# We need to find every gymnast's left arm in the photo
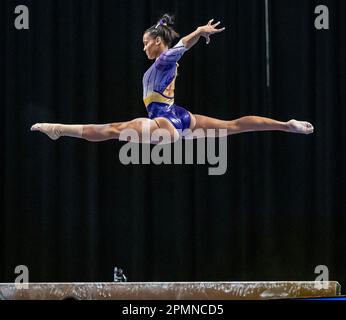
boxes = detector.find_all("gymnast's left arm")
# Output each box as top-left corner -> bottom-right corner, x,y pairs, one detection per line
181,19 -> 225,50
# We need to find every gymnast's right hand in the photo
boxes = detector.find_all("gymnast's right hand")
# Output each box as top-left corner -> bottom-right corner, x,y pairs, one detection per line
197,19 -> 226,44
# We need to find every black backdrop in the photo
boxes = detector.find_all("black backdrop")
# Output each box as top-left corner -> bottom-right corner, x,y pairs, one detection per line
1,0 -> 345,289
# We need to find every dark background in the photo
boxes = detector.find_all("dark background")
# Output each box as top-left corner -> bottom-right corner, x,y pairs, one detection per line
1,0 -> 345,290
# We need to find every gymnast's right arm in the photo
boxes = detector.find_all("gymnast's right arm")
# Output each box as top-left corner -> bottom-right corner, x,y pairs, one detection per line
155,19 -> 225,69
181,19 -> 226,49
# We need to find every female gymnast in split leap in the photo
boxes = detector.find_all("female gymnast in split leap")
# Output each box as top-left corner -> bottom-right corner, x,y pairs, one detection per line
31,14 -> 314,143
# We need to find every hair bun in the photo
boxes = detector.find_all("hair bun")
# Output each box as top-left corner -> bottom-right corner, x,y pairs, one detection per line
159,13 -> 175,26
147,13 -> 179,48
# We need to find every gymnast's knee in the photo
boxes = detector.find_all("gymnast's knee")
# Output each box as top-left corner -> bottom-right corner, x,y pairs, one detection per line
111,120 -> 142,133
226,120 -> 240,134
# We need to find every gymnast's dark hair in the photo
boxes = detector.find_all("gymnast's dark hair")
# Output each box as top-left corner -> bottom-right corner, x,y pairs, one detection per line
145,14 -> 180,48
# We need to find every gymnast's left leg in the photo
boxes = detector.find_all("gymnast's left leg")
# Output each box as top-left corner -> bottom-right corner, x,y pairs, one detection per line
30,120 -> 157,142
30,118 -> 179,143
189,114 -> 314,136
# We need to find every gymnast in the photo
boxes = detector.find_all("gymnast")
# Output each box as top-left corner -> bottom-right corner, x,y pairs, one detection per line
31,14 -> 314,143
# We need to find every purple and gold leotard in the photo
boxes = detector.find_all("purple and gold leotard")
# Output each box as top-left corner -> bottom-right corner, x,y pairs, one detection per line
143,40 -> 191,131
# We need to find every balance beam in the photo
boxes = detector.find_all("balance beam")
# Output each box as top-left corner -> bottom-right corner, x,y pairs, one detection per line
0,281 -> 341,300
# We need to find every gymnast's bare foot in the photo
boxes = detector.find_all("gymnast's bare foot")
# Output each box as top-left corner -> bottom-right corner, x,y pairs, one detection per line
30,123 -> 61,140
287,119 -> 314,134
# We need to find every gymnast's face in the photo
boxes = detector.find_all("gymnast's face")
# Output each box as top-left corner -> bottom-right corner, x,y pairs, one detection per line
143,32 -> 163,60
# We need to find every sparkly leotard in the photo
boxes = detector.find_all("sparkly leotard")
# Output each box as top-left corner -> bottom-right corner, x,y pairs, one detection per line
143,40 -> 191,131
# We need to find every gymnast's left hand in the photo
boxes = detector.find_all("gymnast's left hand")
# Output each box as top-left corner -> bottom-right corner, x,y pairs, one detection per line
197,19 -> 226,44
